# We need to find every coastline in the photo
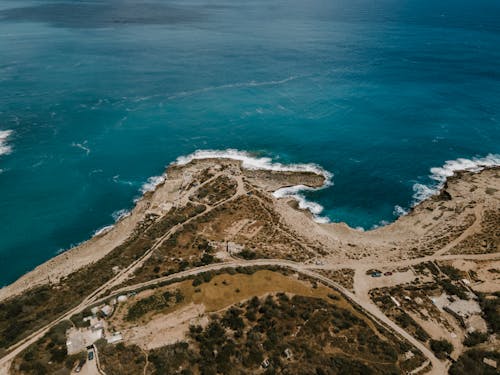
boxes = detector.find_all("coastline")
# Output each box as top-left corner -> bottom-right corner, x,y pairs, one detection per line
0,150 -> 498,303
0,152 -> 327,302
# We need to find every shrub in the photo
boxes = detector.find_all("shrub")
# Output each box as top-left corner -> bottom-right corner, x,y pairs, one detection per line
239,249 -> 257,260
463,331 -> 488,347
478,294 -> 500,334
439,280 -> 469,300
449,349 -> 500,375
440,265 -> 463,281
430,339 -> 453,359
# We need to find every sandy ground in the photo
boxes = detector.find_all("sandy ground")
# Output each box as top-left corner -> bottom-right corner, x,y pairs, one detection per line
452,259 -> 500,293
123,303 -> 207,351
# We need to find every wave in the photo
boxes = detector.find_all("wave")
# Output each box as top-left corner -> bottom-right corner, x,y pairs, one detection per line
175,149 -> 333,222
175,149 -> 332,179
393,205 -> 408,217
112,208 -> 131,222
140,175 -> 166,194
273,185 -> 330,223
93,225 -> 114,237
0,129 -> 13,156
412,153 -> 500,204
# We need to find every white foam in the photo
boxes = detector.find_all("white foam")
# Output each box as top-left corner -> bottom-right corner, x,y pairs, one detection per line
175,149 -> 332,223
0,130 -> 13,156
412,153 -> 500,203
140,175 -> 166,194
273,185 -> 330,223
71,141 -> 91,155
93,225 -> 114,237
393,205 -> 408,217
112,208 -> 131,222
412,183 -> 436,203
175,149 -> 332,181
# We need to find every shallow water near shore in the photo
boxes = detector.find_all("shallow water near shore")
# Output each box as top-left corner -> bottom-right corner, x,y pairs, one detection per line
0,0 -> 500,285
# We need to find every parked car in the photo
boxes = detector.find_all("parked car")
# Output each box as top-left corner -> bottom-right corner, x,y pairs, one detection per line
88,351 -> 94,361
75,359 -> 86,373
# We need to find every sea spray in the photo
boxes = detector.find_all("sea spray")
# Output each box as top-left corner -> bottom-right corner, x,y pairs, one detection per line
140,175 -> 166,194
112,208 -> 131,222
412,154 -> 500,204
272,185 -> 330,223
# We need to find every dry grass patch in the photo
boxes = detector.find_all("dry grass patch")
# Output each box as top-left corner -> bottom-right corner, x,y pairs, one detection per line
114,270 -> 369,335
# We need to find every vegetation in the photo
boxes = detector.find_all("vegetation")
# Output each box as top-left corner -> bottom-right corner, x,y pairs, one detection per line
97,342 -> 147,375
123,294 -> 422,374
239,248 -> 258,260
478,292 -> 500,334
191,175 -> 237,205
439,264 -> 464,281
439,280 -> 469,300
126,289 -> 184,321
463,331 -> 489,347
0,203 -> 204,350
449,349 -> 500,375
395,311 -> 430,342
12,320 -> 77,375
149,342 -> 196,374
429,339 -> 453,359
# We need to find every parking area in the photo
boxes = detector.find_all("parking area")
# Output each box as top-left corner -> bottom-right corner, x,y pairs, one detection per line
71,348 -> 100,375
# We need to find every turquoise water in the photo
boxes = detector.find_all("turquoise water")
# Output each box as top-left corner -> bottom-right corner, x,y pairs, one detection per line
0,0 -> 499,285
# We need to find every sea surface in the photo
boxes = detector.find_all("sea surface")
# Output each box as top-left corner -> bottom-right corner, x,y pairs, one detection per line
1,0 -> 500,286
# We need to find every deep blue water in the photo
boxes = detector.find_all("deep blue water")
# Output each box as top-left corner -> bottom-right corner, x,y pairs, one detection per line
1,0 -> 499,286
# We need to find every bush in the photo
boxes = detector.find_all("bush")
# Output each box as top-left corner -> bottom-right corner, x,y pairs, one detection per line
478,294 -> 500,334
440,280 -> 469,300
222,308 -> 245,331
463,331 -> 488,347
430,339 -> 453,359
440,265 -> 463,281
200,253 -> 215,265
239,249 -> 257,260
450,349 -> 500,375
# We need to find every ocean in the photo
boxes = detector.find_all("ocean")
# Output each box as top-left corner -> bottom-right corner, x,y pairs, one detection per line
0,0 -> 499,286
